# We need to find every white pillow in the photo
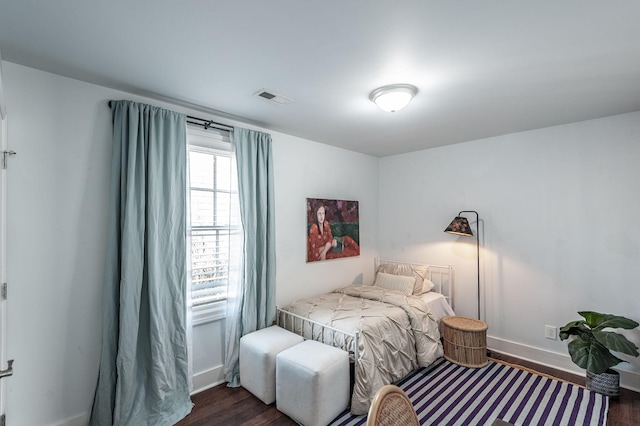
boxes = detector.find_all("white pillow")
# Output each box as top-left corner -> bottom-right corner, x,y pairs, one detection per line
422,278 -> 435,293
376,262 -> 428,295
373,272 -> 416,295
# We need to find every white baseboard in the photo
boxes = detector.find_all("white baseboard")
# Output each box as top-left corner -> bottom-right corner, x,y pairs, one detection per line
488,335 -> 640,393
192,364 -> 226,395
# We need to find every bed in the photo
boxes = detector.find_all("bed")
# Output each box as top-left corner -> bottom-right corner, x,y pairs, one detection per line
277,259 -> 454,415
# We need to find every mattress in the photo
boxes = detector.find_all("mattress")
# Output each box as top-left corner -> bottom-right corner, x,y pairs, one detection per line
419,291 -> 455,322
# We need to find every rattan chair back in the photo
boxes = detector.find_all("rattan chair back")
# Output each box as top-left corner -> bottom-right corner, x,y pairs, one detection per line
366,384 -> 419,426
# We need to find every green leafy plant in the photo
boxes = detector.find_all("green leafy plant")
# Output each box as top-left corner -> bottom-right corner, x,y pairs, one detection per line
559,311 -> 639,375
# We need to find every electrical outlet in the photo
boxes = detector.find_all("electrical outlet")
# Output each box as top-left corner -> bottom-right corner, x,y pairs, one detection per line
545,325 -> 557,340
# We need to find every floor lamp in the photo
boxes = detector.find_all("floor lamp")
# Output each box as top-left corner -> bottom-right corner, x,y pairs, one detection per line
444,211 -> 481,321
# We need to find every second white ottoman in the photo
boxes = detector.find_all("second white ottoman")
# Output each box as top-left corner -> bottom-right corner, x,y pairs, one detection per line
239,325 -> 304,404
276,340 -> 350,426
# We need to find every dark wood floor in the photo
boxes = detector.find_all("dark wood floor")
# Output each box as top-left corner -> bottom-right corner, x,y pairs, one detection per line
176,383 -> 297,426
176,352 -> 640,426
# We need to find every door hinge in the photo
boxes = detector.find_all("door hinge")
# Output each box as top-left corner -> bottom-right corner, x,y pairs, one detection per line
1,283 -> 5,300
0,360 -> 13,379
2,150 -> 16,169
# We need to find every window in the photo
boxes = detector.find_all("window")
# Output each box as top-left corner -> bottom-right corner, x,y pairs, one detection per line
188,127 -> 239,310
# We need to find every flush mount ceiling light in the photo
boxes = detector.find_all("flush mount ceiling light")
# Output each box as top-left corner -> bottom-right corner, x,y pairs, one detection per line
369,84 -> 418,112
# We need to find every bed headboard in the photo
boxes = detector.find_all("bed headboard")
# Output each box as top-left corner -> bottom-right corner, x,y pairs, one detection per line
374,258 -> 453,309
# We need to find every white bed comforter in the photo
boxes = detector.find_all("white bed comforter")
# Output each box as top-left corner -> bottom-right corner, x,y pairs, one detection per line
282,284 -> 443,415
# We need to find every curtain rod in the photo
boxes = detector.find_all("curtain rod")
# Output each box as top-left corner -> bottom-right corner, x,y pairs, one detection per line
186,115 -> 233,133
107,101 -> 233,133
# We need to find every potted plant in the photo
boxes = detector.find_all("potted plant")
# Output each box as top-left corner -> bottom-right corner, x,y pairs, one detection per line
560,311 -> 639,398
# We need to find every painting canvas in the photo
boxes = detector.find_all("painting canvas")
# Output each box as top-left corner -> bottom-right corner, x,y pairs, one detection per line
306,198 -> 360,262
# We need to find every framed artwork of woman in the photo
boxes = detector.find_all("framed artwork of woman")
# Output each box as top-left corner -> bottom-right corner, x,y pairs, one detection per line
306,198 -> 360,262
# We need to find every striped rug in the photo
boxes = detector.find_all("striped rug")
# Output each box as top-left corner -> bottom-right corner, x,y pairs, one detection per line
330,358 -> 608,426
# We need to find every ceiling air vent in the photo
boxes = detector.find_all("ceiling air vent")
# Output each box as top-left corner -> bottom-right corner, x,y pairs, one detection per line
253,89 -> 294,105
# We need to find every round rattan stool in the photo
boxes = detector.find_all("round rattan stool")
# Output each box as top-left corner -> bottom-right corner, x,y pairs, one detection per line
442,316 -> 488,368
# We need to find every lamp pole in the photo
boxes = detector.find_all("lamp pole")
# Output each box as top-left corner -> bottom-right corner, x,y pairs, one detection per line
458,210 -> 480,321
444,210 -> 480,320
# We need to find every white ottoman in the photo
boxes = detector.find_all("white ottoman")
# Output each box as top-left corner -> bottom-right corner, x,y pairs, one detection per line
240,325 -> 304,404
276,340 -> 350,426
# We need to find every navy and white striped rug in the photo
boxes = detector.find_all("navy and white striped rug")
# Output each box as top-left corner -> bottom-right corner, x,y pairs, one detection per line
330,358 -> 608,426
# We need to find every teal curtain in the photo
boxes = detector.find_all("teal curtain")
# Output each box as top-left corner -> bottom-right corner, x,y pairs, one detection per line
90,101 -> 192,425
224,127 -> 276,386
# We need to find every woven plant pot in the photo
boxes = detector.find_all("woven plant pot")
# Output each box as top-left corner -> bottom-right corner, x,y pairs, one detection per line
586,369 -> 620,398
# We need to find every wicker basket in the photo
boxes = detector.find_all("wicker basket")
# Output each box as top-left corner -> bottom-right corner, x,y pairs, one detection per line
442,316 -> 488,368
586,369 -> 620,398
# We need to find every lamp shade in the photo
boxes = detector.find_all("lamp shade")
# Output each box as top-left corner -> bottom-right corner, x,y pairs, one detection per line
369,84 -> 418,112
444,216 -> 473,237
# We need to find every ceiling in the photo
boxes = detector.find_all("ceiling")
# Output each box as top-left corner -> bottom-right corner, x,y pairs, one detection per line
1,1 -> 640,157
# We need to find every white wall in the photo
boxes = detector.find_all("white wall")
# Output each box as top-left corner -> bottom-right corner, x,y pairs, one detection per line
378,111 -> 640,389
1,61 -> 378,425
273,133 -> 378,306
4,62 -> 112,426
